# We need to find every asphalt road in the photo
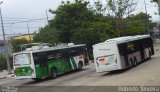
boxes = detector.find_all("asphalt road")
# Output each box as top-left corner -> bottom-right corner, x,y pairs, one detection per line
0,45 -> 160,92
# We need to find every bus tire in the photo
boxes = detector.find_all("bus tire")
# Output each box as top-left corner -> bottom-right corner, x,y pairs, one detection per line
78,61 -> 83,71
51,68 -> 57,79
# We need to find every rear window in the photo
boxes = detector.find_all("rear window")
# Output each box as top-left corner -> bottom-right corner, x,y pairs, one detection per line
14,53 -> 31,66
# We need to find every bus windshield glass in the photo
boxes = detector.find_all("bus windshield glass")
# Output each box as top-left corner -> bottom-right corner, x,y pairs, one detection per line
14,53 -> 31,66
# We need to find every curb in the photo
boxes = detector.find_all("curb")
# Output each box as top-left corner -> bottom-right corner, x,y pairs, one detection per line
0,76 -> 7,79
0,73 -> 15,79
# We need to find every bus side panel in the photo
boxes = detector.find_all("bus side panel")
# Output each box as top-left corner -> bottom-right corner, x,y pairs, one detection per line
119,55 -> 128,69
118,43 -> 129,68
48,59 -> 71,75
143,37 -> 154,59
34,65 -> 45,78
150,38 -> 154,55
69,55 -> 85,70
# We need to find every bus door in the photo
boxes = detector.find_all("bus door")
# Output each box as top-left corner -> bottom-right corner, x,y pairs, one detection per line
62,51 -> 72,72
83,48 -> 89,65
69,50 -> 79,70
36,52 -> 48,78
140,39 -> 145,60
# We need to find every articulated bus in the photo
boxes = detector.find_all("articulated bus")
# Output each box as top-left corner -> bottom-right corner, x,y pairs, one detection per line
13,44 -> 89,80
93,35 -> 154,72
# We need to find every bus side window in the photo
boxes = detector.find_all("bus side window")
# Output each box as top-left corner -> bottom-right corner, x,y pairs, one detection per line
70,50 -> 79,57
33,53 -> 39,65
48,55 -> 55,60
55,53 -> 63,59
118,43 -> 127,55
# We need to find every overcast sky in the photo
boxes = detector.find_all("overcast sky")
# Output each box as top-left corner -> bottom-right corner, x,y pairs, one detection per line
0,0 -> 159,40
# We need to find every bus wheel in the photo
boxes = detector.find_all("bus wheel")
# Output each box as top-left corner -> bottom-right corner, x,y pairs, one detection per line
78,62 -> 83,71
51,68 -> 57,79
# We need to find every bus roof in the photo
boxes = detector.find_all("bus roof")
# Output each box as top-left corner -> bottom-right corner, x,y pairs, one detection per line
19,43 -> 51,47
14,44 -> 87,54
32,44 -> 86,53
104,35 -> 150,44
93,35 -> 150,47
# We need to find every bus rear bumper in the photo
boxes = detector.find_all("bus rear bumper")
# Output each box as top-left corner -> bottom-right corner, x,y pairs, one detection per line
96,65 -> 121,72
14,76 -> 35,80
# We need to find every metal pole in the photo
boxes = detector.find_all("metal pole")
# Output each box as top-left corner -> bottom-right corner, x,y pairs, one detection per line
46,10 -> 49,24
0,1 -> 11,73
144,0 -> 150,33
27,21 -> 31,42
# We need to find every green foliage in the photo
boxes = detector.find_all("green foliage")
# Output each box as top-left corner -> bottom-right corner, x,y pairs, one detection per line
34,0 -> 114,46
0,54 -> 7,70
71,29 -> 99,46
34,27 -> 60,44
11,38 -> 28,52
48,0 -> 95,43
124,12 -> 153,36
107,0 -> 138,36
33,0 -> 156,47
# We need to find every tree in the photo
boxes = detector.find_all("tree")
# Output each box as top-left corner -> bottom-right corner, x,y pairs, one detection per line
11,38 -> 28,52
49,0 -> 94,43
124,12 -> 153,36
34,0 -> 154,47
93,0 -> 106,15
151,0 -> 160,14
34,27 -> 60,44
46,0 -> 114,46
107,0 -> 137,36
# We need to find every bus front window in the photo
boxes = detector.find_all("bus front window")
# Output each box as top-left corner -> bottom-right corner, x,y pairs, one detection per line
14,53 -> 31,66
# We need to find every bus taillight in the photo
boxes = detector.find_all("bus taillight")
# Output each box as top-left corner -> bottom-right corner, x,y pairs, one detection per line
99,58 -> 105,62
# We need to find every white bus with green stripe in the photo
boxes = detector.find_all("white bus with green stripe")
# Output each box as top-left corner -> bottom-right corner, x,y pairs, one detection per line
13,44 -> 89,80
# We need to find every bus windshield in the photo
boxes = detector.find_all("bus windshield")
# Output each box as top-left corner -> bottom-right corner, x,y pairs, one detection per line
14,53 -> 31,66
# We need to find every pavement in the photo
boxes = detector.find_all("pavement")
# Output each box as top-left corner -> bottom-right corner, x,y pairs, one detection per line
0,70 -> 14,79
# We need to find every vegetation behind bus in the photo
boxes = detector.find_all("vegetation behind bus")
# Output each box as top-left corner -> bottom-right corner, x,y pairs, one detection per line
32,0 -> 156,59
0,53 -> 7,70
33,0 -> 156,47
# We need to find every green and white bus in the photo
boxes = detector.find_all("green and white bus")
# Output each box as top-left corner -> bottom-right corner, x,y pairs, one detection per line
13,43 -> 89,80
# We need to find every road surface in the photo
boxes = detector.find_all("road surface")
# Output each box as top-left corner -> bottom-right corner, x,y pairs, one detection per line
0,45 -> 160,92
